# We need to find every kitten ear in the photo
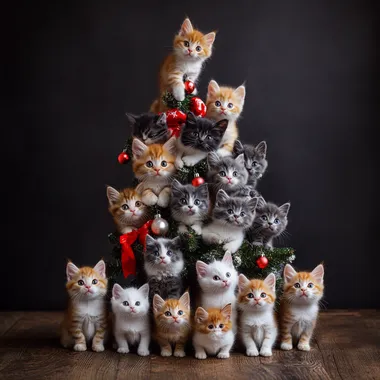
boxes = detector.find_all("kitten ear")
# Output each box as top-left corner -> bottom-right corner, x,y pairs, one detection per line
145,234 -> 156,250
264,273 -> 276,292
216,189 -> 229,205
196,183 -> 209,199
163,136 -> 177,156
179,18 -> 193,36
202,32 -> 216,48
278,202 -> 291,216
214,119 -> 229,133
195,307 -> 209,323
125,112 -> 138,127
179,292 -> 190,309
248,197 -> 259,213
94,260 -> 106,279
238,273 -> 250,292
284,264 -> 297,283
233,140 -> 244,155
106,186 -> 120,206
132,138 -> 148,159
221,303 -> 232,321
171,179 -> 183,196
222,251 -> 233,267
233,85 -> 246,103
171,236 -> 181,249
153,294 -> 165,314
156,112 -> 167,127
66,261 -> 80,281
196,260 -> 209,278
311,264 -> 324,284
235,153 -> 245,167
207,151 -> 220,168
257,196 -> 266,209
256,141 -> 267,158
208,80 -> 220,96
138,283 -> 150,299
112,283 -> 124,300
186,111 -> 197,126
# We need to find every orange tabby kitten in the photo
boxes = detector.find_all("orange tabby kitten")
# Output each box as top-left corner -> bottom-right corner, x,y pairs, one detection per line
60,260 -> 108,352
206,80 -> 246,156
132,136 -> 177,207
150,18 -> 216,112
153,292 -> 191,357
280,264 -> 324,351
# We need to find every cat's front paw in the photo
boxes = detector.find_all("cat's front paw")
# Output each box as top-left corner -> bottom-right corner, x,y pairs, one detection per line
182,156 -> 200,167
223,242 -> 240,254
191,224 -> 202,235
175,157 -> 184,169
157,188 -> 171,207
260,347 -> 273,357
137,347 -> 150,356
92,343 -> 104,352
280,342 -> 293,351
217,352 -> 230,359
195,351 -> 207,360
174,349 -> 186,357
172,86 -> 185,101
297,343 -> 311,351
73,343 -> 87,352
161,348 -> 172,357
178,224 -> 188,234
117,347 -> 129,354
142,191 -> 158,206
246,348 -> 259,357
217,148 -> 232,157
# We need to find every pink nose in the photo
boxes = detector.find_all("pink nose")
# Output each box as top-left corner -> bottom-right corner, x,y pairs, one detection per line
130,209 -> 135,213
188,48 -> 192,53
221,107 -> 226,111
301,289 -> 306,292
223,280 -> 228,284
254,298 -> 260,302
85,285 -> 91,289
160,256 -> 165,260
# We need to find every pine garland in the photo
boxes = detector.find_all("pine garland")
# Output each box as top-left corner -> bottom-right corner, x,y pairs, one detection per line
162,91 -> 193,113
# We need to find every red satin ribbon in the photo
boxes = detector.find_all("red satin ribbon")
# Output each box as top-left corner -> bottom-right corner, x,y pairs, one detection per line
119,220 -> 153,278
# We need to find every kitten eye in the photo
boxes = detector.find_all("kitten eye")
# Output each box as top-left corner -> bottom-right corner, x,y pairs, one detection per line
92,279 -> 98,285
178,310 -> 183,315
252,161 -> 258,167
180,198 -> 187,205
166,250 -> 172,257
123,301 -> 129,306
78,280 -> 84,286
215,101 -> 221,107
261,292 -> 267,298
219,171 -> 226,177
228,209 -> 233,215
192,131 -> 199,137
135,301 -> 141,306
261,215 -> 268,221
213,275 -> 220,281
233,171 -> 238,177
196,45 -> 202,52
146,161 -> 153,168
165,311 -> 172,317
240,212 -> 245,217
135,201 -> 142,207
161,160 -> 167,167
294,283 -> 301,288
227,103 -> 233,109
219,324 -> 224,328
207,135 -> 212,140
184,41 -> 190,47
208,324 -> 214,329
226,272 -> 231,277
121,204 -> 129,210
247,293 -> 254,299
274,218 -> 280,224
308,283 -> 314,288
194,199 -> 200,206
154,250 -> 160,257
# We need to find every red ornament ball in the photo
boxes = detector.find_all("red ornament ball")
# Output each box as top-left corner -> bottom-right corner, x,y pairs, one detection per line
184,80 -> 195,94
192,173 -> 205,187
190,96 -> 207,117
118,152 -> 130,164
166,108 -> 187,127
256,255 -> 269,269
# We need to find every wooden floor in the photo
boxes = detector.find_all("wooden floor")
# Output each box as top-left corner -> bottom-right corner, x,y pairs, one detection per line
0,310 -> 379,380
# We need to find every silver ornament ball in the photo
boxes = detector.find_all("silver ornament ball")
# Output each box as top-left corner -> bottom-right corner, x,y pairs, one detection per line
151,214 -> 169,236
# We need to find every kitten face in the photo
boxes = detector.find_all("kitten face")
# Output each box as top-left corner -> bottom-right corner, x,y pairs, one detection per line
206,80 -> 246,121
66,260 -> 107,300
283,264 -> 324,305
180,112 -> 228,152
171,179 -> 209,219
254,197 -> 290,237
196,252 -> 238,293
234,140 -> 268,180
213,190 -> 258,228
145,235 -> 183,270
127,112 -> 169,145
132,137 -> 177,181
153,292 -> 191,328
194,304 -> 232,336
207,152 -> 248,191
111,283 -> 150,317
238,273 -> 276,312
173,18 -> 215,61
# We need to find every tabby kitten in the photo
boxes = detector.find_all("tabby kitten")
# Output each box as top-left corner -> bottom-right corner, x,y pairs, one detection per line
176,112 -> 228,169
106,186 -> 149,234
111,283 -> 150,356
280,264 -> 324,351
144,234 -> 184,301
233,140 -> 268,187
202,189 -> 258,254
206,80 -> 246,156
153,292 -> 191,357
127,112 -> 169,145
60,260 -> 108,352
247,196 -> 290,249
238,273 -> 277,357
132,136 -> 177,207
193,304 -> 234,359
150,18 -> 216,112
170,179 -> 209,235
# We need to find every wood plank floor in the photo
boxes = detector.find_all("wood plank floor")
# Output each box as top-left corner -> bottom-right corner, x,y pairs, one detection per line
0,310 -> 379,380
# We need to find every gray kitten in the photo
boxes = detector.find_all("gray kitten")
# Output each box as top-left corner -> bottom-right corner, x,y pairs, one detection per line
144,235 -> 184,301
233,140 -> 268,187
170,179 -> 209,235
247,196 -> 290,249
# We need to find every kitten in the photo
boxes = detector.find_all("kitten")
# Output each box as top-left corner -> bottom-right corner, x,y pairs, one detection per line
196,252 -> 238,331
238,273 -> 277,357
176,112 -> 228,169
127,112 -> 169,145
280,264 -> 324,351
206,80 -> 246,156
170,179 -> 209,235
132,136 -> 177,207
202,189 -> 258,254
60,260 -> 108,352
193,304 -> 234,359
153,292 -> 191,357
233,140 -> 268,187
247,196 -> 290,249
106,186 -> 149,234
111,283 -> 150,356
144,234 -> 184,301
150,18 -> 216,112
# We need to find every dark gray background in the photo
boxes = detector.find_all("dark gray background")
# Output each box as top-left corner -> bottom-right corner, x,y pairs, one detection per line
2,0 -> 378,310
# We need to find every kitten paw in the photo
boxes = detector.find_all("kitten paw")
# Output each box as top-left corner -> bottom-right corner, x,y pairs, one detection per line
174,349 -> 186,358
246,348 -> 259,357
161,349 -> 172,357
73,343 -> 87,352
182,156 -> 200,167
92,344 -> 104,352
137,348 -> 150,356
142,192 -> 158,206
117,347 -> 129,354
173,86 -> 185,101
280,342 -> 293,351
260,348 -> 273,357
217,148 -> 232,157
157,189 -> 171,208
175,158 -> 184,169
178,224 -> 188,234
195,352 -> 207,360
223,243 -> 239,254
190,224 -> 202,235
217,352 -> 230,359
297,343 -> 311,351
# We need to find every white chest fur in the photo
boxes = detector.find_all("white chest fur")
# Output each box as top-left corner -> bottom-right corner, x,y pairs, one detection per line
75,299 -> 104,341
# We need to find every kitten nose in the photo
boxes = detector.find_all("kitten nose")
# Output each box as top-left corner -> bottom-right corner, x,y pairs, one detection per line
221,107 -> 226,111
254,297 -> 260,301
188,48 -> 192,53
85,285 -> 91,289
234,215 -> 238,219
267,221 -> 273,225
301,288 -> 306,292
173,316 -> 178,320
188,205 -> 193,209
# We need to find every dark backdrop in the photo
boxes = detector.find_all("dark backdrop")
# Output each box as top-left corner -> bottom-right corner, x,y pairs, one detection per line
2,0 -> 378,310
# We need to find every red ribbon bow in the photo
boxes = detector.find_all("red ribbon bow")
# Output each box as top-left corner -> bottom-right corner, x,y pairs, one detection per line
119,220 -> 153,278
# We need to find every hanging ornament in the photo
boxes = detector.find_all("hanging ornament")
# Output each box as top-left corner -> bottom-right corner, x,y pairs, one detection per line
184,80 -> 195,94
166,109 -> 187,127
118,152 -> 130,164
256,254 -> 269,269
151,214 -> 169,236
189,97 -> 207,117
192,173 -> 205,187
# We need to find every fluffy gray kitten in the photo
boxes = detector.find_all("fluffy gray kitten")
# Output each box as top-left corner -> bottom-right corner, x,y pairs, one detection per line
247,196 -> 290,249
233,140 -> 268,187
144,235 -> 184,301
170,179 -> 209,235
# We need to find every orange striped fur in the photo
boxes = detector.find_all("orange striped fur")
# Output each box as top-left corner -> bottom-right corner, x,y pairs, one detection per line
238,279 -> 276,308
194,305 -> 232,334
